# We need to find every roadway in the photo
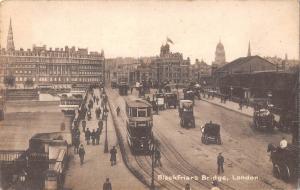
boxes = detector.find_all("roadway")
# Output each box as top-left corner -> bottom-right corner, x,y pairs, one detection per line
107,88 -> 295,190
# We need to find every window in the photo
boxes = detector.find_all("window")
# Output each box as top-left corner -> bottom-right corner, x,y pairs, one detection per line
138,110 -> 146,117
131,108 -> 137,117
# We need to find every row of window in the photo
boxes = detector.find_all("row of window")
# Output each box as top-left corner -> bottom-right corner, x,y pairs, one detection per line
15,77 -> 101,82
15,70 -> 32,74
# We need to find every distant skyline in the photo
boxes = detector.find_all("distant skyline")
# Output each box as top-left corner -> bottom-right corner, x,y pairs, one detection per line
0,0 -> 299,64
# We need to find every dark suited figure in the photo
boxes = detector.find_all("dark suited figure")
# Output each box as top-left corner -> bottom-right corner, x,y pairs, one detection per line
91,129 -> 96,145
110,146 -> 117,166
85,128 -> 91,145
78,144 -> 85,165
217,153 -> 224,174
103,178 -> 112,190
154,149 -> 162,167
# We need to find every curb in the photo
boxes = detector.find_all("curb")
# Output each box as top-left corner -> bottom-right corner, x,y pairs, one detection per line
106,89 -> 150,188
201,99 -> 252,118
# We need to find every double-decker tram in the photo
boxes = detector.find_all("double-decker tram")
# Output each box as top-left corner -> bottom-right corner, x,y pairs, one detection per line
126,99 -> 153,154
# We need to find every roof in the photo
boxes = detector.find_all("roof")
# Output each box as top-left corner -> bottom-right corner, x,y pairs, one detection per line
215,55 -> 276,73
126,99 -> 152,108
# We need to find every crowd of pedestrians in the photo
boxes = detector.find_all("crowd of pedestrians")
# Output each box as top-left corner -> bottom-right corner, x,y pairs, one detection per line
70,87 -> 118,189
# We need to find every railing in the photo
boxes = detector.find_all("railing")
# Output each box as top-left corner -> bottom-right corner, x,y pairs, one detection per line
0,150 -> 26,162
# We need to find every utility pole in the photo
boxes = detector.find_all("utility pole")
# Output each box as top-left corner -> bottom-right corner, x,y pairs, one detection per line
150,140 -> 156,190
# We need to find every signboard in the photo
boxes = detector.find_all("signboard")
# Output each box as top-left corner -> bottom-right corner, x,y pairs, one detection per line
157,98 -> 164,105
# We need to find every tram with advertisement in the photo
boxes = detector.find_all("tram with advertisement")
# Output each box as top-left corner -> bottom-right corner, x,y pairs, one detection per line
125,99 -> 153,154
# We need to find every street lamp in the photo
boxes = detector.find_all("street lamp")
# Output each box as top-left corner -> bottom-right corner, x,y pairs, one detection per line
230,86 -> 233,100
150,139 -> 157,190
104,104 -> 109,153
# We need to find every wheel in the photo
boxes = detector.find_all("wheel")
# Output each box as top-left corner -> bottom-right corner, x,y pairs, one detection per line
273,164 -> 281,179
204,135 -> 208,145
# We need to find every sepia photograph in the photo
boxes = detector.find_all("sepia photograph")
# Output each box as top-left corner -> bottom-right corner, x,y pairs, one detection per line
0,0 -> 299,189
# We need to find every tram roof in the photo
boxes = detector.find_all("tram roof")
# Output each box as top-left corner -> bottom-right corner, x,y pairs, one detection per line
126,99 -> 152,108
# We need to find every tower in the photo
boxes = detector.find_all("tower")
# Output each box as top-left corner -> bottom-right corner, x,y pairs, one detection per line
7,18 -> 15,51
247,41 -> 251,57
214,40 -> 226,65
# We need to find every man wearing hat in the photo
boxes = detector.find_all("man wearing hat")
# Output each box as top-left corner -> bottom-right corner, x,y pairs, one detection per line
217,153 -> 224,174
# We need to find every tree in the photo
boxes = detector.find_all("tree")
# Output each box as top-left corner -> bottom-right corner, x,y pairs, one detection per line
4,74 -> 16,88
24,78 -> 34,88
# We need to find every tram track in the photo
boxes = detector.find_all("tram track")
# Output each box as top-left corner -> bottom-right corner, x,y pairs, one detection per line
135,155 -> 182,190
154,127 -> 236,190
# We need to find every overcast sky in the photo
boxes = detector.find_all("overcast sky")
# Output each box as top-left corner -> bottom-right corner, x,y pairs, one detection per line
0,0 -> 299,64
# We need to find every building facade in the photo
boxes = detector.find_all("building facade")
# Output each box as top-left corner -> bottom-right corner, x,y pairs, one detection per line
150,43 -> 191,84
190,59 -> 211,82
0,20 -> 104,89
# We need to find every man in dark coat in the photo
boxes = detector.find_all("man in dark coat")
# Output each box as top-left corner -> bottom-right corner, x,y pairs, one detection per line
91,129 -> 96,145
98,120 -> 103,129
103,178 -> 112,190
217,153 -> 224,174
110,146 -> 117,166
85,128 -> 91,145
96,127 -> 101,145
73,137 -> 80,154
78,144 -> 85,165
154,149 -> 162,167
81,120 -> 86,132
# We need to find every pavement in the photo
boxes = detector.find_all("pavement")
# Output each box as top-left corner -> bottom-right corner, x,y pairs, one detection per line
64,88 -> 146,190
201,96 -> 280,121
201,96 -> 254,117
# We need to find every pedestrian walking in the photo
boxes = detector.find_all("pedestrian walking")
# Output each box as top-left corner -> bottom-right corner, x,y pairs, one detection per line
110,146 -> 117,166
98,120 -> 103,130
154,149 -> 162,167
103,178 -> 112,190
78,144 -> 85,165
82,120 -> 86,132
217,153 -> 224,174
96,127 -> 101,145
116,106 -> 120,116
184,183 -> 191,190
91,129 -> 96,145
73,137 -> 80,154
85,128 -> 91,145
96,97 -> 99,105
131,87 -> 133,94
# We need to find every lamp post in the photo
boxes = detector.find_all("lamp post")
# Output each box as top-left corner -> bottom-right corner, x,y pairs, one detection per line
150,140 -> 157,190
104,104 -> 109,153
230,86 -> 233,101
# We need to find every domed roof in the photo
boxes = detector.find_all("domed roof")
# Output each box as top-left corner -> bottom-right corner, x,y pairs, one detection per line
216,41 -> 224,49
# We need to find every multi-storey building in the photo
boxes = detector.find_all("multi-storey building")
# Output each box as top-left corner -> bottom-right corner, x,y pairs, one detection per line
0,20 -> 104,88
150,43 -> 190,84
190,59 -> 211,82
